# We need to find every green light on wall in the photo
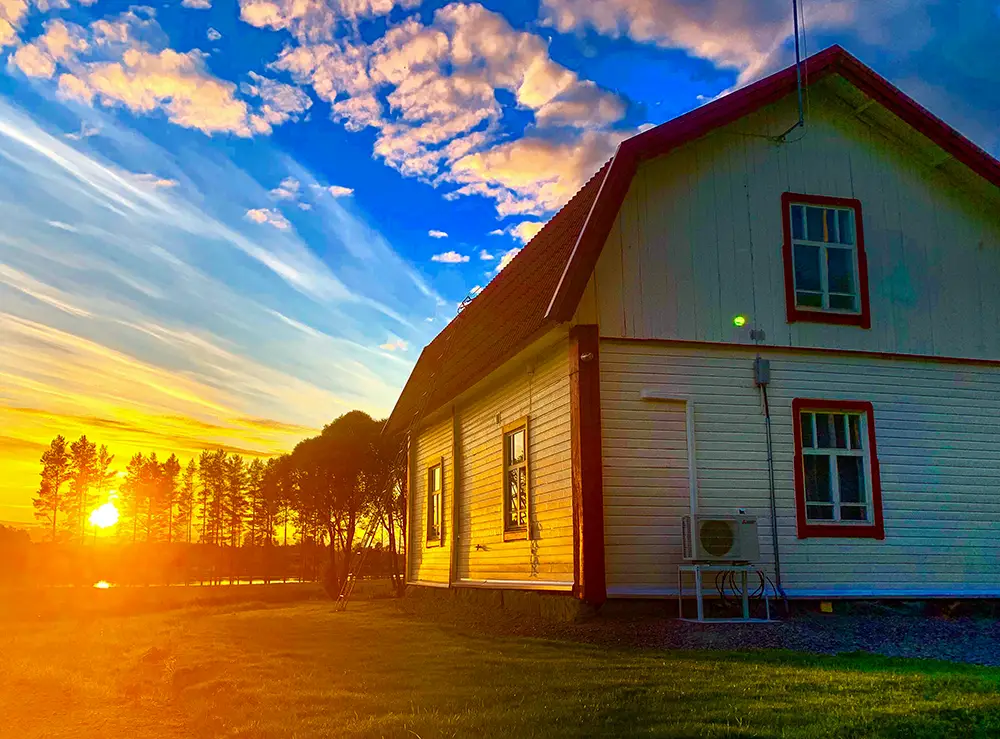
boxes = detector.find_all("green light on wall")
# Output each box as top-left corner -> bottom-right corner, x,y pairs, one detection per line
733,315 -> 747,327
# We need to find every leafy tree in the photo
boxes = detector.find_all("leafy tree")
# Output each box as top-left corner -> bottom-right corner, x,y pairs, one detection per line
291,412 -> 382,596
33,436 -> 71,542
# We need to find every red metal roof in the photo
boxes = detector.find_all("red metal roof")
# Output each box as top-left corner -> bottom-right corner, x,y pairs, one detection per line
386,45 -> 1000,434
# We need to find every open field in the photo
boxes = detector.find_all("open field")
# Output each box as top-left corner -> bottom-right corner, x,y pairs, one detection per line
2,590 -> 1000,738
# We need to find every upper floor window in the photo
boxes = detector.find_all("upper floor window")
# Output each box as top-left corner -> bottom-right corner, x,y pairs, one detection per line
782,193 -> 871,329
426,461 -> 443,545
792,398 -> 884,539
502,419 -> 529,540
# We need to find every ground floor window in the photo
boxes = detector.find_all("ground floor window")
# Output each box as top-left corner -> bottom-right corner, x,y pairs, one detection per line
502,418 -> 529,539
426,461 -> 443,545
792,399 -> 884,539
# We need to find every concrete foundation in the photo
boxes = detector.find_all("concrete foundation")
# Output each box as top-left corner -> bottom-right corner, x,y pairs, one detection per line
404,584 -> 597,622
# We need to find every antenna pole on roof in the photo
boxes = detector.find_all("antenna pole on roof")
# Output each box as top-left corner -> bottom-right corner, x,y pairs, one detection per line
792,0 -> 804,129
775,0 -> 806,142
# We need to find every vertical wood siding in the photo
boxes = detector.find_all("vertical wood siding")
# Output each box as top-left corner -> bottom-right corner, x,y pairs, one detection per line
582,91 -> 1000,361
455,337 -> 575,587
408,414 -> 453,584
601,339 -> 1000,597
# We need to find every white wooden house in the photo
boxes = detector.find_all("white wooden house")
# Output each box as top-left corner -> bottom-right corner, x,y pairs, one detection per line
385,46 -> 1000,607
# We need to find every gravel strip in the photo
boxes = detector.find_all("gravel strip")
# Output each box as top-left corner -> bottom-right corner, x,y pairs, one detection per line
404,599 -> 1000,667
643,614 -> 1000,667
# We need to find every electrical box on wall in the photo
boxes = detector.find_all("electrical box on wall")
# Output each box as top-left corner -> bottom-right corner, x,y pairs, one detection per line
753,357 -> 770,386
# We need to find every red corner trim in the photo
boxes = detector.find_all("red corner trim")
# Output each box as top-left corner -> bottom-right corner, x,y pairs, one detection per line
791,398 -> 885,540
569,325 -> 606,606
781,192 -> 871,329
546,44 -> 1000,324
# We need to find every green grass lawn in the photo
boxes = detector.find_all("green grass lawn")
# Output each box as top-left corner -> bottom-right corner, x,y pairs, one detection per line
2,592 -> 1000,738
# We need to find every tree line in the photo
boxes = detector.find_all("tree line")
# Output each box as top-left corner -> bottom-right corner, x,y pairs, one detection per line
29,411 -> 407,595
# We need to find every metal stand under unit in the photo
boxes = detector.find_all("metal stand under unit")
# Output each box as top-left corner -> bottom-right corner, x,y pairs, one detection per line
677,563 -> 775,623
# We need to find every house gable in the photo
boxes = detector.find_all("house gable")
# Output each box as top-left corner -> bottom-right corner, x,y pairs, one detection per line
548,45 -> 1000,325
572,82 -> 1000,360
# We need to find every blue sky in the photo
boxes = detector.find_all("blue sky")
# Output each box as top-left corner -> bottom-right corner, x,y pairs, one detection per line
0,0 -> 998,520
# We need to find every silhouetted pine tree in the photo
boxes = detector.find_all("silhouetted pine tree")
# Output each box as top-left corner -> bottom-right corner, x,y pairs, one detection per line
64,435 -> 97,542
33,436 -> 71,542
158,454 -> 181,542
177,459 -> 197,544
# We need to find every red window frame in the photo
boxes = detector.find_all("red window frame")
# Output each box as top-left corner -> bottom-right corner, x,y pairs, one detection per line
782,192 -> 871,329
791,398 -> 885,539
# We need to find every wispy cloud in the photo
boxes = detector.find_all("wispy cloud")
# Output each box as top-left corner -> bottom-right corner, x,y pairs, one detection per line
428,229 -> 448,239
0,97 -> 435,519
132,173 -> 179,188
182,0 -> 212,8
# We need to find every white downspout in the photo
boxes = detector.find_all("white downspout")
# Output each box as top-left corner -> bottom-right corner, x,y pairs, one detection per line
686,400 -> 698,521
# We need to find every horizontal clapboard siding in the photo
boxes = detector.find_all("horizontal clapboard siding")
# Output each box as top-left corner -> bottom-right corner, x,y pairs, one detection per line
578,88 -> 1000,362
456,337 -> 574,586
600,339 -> 1000,597
408,415 -> 452,584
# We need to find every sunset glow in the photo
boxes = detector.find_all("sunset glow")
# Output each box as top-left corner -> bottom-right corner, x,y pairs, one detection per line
89,502 -> 119,530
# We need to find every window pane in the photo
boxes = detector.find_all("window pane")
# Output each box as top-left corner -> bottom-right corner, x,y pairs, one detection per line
506,469 -> 520,526
807,504 -> 834,521
796,291 -> 823,308
849,415 -> 863,450
838,209 -> 855,245
841,505 -> 868,522
507,468 -> 527,528
827,248 -> 855,295
815,414 -> 833,448
794,244 -> 821,292
517,468 -> 527,526
806,206 -> 826,242
804,455 -> 831,502
799,412 -> 814,448
791,204 -> 805,240
507,429 -> 525,465
829,294 -> 857,311
833,414 -> 848,449
838,456 -> 866,504
430,465 -> 441,493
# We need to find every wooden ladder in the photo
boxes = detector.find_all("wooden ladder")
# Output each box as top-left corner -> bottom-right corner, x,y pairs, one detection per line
334,524 -> 378,612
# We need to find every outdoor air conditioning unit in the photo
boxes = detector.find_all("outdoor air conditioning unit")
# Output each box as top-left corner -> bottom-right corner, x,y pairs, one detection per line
682,515 -> 760,562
